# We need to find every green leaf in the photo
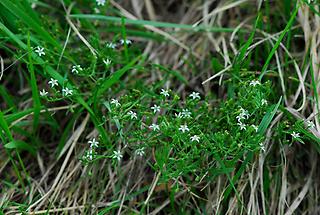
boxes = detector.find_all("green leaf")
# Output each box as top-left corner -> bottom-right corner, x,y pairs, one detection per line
27,32 -> 41,132
5,140 -> 36,156
258,96 -> 282,134
233,13 -> 261,73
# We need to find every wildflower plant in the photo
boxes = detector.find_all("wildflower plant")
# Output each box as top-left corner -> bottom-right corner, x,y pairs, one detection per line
79,75 -> 275,181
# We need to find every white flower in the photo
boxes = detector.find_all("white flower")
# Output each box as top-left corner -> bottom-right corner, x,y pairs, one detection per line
88,138 -> 99,148
85,149 -> 94,161
103,58 -> 112,66
96,0 -> 106,6
120,39 -> 132,45
236,115 -> 244,122
62,87 -> 73,96
236,108 -> 249,122
135,147 -> 145,156
106,42 -> 117,49
190,135 -> 200,142
35,46 -> 45,57
48,78 -> 58,88
261,99 -> 268,106
151,104 -> 160,113
39,89 -> 48,97
237,122 -> 246,130
181,109 -> 191,118
307,120 -> 315,129
259,142 -> 265,152
252,125 -> 258,132
111,99 -> 121,107
189,91 -> 201,100
179,124 -> 189,133
291,131 -> 300,139
249,80 -> 260,86
175,112 -> 183,118
149,124 -> 160,131
112,150 -> 122,161
71,65 -> 83,74
128,111 -> 137,120
240,108 -> 249,119
160,89 -> 170,97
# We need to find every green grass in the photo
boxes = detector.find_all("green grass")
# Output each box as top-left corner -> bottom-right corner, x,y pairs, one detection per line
1,0 -> 320,214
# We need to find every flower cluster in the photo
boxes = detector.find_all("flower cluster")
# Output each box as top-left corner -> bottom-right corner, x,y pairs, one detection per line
83,138 -> 99,161
105,39 -> 133,50
86,77 -> 272,179
71,65 -> 83,74
39,78 -> 73,98
236,107 -> 249,131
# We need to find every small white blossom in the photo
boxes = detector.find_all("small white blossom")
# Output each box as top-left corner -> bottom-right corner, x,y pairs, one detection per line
96,0 -> 106,6
307,120 -> 315,129
62,87 -> 73,96
85,149 -> 94,161
291,131 -> 300,139
249,80 -> 261,86
252,125 -> 258,132
190,135 -> 200,142
112,150 -> 122,161
261,99 -> 268,106
128,111 -> 137,120
236,115 -> 245,122
39,89 -> 48,97
240,108 -> 249,119
181,109 -> 192,118
135,147 -> 145,156
48,78 -> 58,88
160,89 -> 170,97
71,65 -> 83,74
111,99 -> 121,107
103,58 -> 112,66
237,122 -> 246,130
34,46 -> 45,57
149,123 -> 160,131
106,42 -> 117,49
120,39 -> 132,45
236,108 -> 249,122
259,142 -> 265,152
151,104 -> 160,113
175,112 -> 183,118
179,124 -> 189,133
189,91 -> 201,100
88,138 -> 99,148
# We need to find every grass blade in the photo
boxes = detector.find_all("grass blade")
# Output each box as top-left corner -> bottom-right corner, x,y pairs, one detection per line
27,32 -> 41,132
70,14 -> 236,32
259,5 -> 299,80
0,0 -> 61,48
5,140 -> 36,156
